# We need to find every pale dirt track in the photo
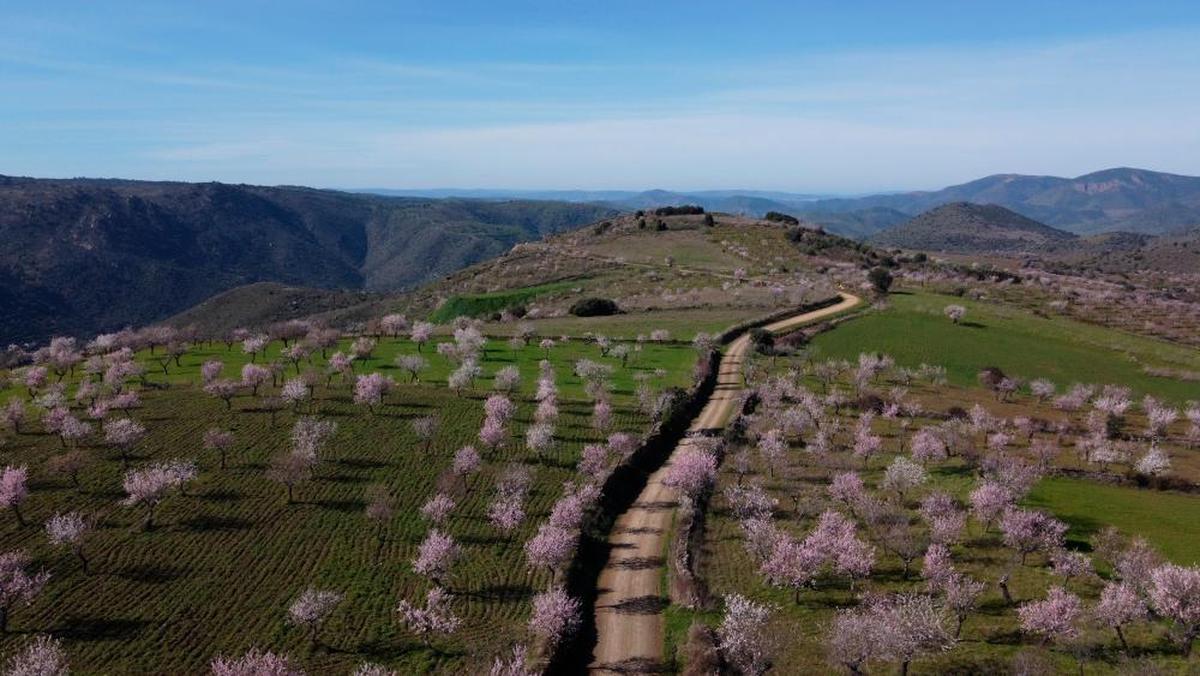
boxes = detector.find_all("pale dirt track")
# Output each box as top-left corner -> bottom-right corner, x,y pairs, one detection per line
587,293 -> 861,674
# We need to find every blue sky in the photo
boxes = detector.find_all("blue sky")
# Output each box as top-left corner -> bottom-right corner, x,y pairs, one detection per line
2,1 -> 1199,193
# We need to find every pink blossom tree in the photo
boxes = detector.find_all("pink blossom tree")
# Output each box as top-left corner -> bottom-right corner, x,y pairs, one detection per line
420,493 -> 455,525
396,586 -> 461,646
0,551 -> 50,632
479,416 -> 507,452
1093,582 -> 1147,652
525,423 -> 555,458
4,634 -> 68,674
528,589 -> 581,650
1018,586 -> 1082,646
757,429 -> 787,477
524,524 -> 576,586
353,373 -> 393,413
287,587 -> 343,647
413,529 -> 460,586
203,428 -> 236,470
211,647 -> 303,675
662,447 -> 718,501
266,452 -> 313,504
1148,563 -> 1200,655
452,446 -> 481,490
717,593 -> 774,675
240,363 -> 271,396
103,417 -> 146,468
410,322 -> 434,351
968,481 -> 1012,532
0,467 -> 29,527
204,379 -> 239,410
412,416 -> 440,453
45,511 -> 91,573
1000,508 -> 1067,565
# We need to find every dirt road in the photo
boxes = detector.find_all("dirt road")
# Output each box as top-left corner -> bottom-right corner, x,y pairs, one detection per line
587,293 -> 860,673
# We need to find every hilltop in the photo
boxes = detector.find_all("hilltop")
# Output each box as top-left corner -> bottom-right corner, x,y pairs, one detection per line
0,175 -> 615,345
869,202 -> 1076,253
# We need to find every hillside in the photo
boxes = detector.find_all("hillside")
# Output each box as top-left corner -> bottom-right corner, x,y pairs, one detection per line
869,202 -> 1076,253
1046,226 -> 1200,274
796,167 -> 1200,235
0,176 -> 616,345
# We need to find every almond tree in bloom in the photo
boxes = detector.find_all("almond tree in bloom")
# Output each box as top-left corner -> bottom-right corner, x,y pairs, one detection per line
524,524 -> 576,587
44,512 -> 90,573
607,432 -> 638,459
968,481 -> 1012,532
943,304 -> 966,324
211,647 -> 303,675
353,373 -> 393,413
1093,582 -> 1147,652
493,366 -> 521,393
410,322 -> 434,352
350,337 -> 377,362
379,313 -> 409,339
396,586 -> 461,646
122,464 -> 185,529
1000,508 -> 1067,565
0,467 -> 29,527
1,400 -> 26,435
287,588 -> 343,647
205,379 -> 239,410
103,417 -> 146,468
1148,563 -> 1200,655
525,423 -> 555,458
663,447 -> 718,501
280,378 -> 310,412
201,359 -> 224,385
267,452 -> 313,504
203,428 -> 236,470
0,551 -> 50,632
717,593 -> 774,676
412,416 -> 440,453
420,493 -> 455,525
1018,586 -> 1082,646
909,428 -> 948,465
452,446 -> 481,490
46,450 -> 90,492
489,644 -> 531,676
240,363 -> 271,396
1134,445 -> 1171,477
592,398 -> 613,433
757,429 -> 787,477
4,634 -> 68,675
395,354 -> 428,383
479,416 -> 507,452
528,588 -> 581,650
413,529 -> 460,586
881,455 -> 927,502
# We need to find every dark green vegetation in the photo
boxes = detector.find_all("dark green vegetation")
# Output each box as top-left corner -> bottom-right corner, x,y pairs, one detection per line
808,291 -> 1200,402
1026,478 -> 1200,564
568,298 -> 620,318
0,333 -> 697,672
0,175 -> 616,344
427,281 -> 579,324
871,202 -> 1077,253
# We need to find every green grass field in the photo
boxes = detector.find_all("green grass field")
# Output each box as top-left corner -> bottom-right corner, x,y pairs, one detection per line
808,290 -> 1200,402
0,335 -> 698,672
1027,477 -> 1200,564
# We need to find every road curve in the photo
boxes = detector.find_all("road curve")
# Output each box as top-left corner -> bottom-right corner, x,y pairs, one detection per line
587,293 -> 861,674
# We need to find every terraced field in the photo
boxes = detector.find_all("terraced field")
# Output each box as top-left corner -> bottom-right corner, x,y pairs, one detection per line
0,335 -> 697,672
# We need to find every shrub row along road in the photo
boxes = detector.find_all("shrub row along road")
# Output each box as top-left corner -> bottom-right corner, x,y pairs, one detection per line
587,293 -> 861,674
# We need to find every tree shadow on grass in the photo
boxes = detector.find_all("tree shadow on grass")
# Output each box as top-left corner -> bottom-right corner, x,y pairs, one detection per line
960,321 -> 987,329
55,616 -> 151,641
336,457 -> 389,470
180,514 -> 253,532
313,499 -> 363,513
460,583 -> 535,602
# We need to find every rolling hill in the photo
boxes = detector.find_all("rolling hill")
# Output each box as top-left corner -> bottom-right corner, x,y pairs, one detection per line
869,202 -> 1077,253
0,175 -> 616,345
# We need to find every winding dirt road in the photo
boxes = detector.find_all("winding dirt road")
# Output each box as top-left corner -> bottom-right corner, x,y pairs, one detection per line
587,293 -> 861,674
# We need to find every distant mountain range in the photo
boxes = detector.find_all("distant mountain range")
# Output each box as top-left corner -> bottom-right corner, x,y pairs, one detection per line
869,203 -> 1077,253
0,176 -> 615,345
367,167 -> 1200,238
